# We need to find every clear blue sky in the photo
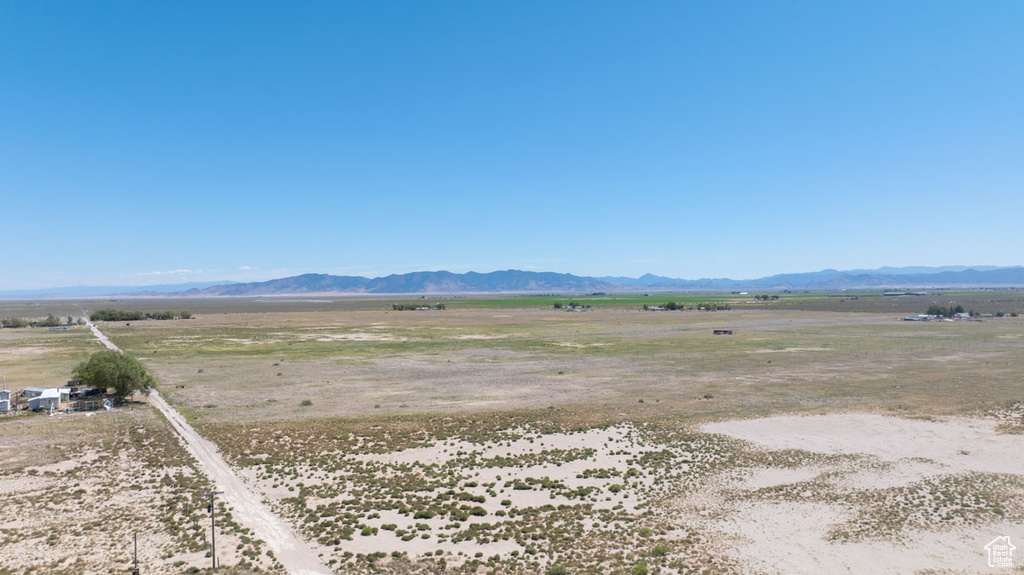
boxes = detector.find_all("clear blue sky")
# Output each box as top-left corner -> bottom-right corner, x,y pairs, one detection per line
2,2 -> 1022,289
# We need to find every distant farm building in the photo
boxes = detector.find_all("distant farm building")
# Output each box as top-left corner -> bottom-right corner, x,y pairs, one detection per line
0,389 -> 10,412
713,329 -> 733,335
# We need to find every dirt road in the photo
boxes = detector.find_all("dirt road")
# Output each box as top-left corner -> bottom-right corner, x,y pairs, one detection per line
87,320 -> 332,575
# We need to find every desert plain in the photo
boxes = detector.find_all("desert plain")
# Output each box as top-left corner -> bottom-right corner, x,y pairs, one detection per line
1,292 -> 1024,574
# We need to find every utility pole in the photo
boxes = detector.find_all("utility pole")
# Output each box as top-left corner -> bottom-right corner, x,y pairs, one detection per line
132,532 -> 139,575
205,490 -> 224,571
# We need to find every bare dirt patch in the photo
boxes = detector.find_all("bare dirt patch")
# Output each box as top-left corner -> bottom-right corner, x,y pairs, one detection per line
697,413 -> 1024,574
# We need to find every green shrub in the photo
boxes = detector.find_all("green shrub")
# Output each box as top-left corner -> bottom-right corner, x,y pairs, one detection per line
651,543 -> 670,556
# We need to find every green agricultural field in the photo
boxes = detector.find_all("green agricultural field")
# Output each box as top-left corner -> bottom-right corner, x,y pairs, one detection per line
443,293 -> 743,309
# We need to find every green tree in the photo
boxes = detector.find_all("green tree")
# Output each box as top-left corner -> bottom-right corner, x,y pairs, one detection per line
38,314 -> 62,327
73,350 -> 154,402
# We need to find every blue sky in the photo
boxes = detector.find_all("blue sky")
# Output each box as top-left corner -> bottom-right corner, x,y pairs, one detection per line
2,2 -> 1022,289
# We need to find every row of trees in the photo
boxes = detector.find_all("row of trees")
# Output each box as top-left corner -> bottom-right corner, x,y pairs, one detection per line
753,294 -> 780,301
925,305 -> 966,317
0,318 -> 30,327
645,302 -> 732,311
924,305 -> 1019,318
391,304 -> 445,311
90,309 -> 193,321
1,314 -> 84,328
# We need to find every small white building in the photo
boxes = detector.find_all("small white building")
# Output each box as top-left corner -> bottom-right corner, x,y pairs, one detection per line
26,388 -> 70,411
0,389 -> 10,412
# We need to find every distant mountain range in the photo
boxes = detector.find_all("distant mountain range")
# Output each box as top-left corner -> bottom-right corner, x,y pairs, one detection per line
0,281 -> 238,298
3,266 -> 1024,298
174,270 -> 614,296
596,266 -> 1024,291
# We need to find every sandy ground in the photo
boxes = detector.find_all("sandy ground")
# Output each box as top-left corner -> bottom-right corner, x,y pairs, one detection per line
0,410 -> 269,575
240,425 -> 672,564
699,413 -> 1024,574
9,409 -> 1019,574
233,411 -> 1024,573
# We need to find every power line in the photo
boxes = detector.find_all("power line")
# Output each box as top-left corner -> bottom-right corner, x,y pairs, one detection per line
205,490 -> 224,571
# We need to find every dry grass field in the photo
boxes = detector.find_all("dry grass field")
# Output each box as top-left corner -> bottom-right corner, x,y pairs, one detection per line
0,325 -> 95,385
100,303 -> 1024,424
3,293 -> 1024,573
